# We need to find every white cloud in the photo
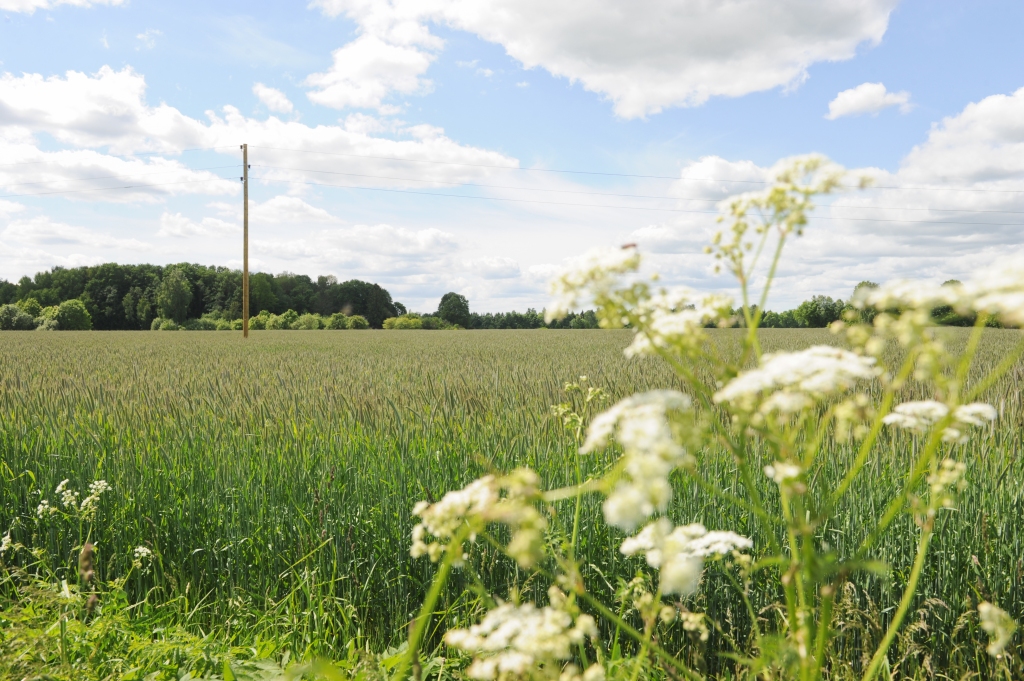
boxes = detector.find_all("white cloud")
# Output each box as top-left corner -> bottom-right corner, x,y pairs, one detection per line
0,200 -> 25,218
312,0 -> 898,118
251,195 -> 338,224
0,0 -> 124,13
252,83 -> 294,114
469,256 -> 520,279
157,212 -> 237,238
3,215 -> 148,250
136,29 -> 162,50
304,34 -> 436,110
826,82 -> 912,119
0,66 -> 518,198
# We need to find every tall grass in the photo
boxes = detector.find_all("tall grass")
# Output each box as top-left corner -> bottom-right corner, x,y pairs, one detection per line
1,329 -> 1021,671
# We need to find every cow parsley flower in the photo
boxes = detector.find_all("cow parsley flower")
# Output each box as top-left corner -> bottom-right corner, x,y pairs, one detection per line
714,346 -> 879,414
444,586 -> 598,680
36,499 -> 56,519
79,479 -> 111,520
620,518 -> 752,595
978,601 -> 1017,658
133,545 -> 154,574
581,391 -> 693,530
882,401 -> 996,443
545,247 -> 640,323
624,290 -> 734,357
411,470 -> 546,567
966,257 -> 1024,326
0,533 -> 11,557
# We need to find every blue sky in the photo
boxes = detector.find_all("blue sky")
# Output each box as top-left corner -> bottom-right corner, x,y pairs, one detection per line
1,0 -> 1022,312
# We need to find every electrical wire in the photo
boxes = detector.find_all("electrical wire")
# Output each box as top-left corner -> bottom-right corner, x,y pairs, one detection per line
252,164 -> 1024,215
0,165 -> 240,189
0,175 -> 239,200
249,174 -> 1024,227
248,145 -> 1024,194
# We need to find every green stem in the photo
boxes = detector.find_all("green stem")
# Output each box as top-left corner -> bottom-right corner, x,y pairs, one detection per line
576,590 -> 705,681
398,529 -> 468,681
860,524 -> 934,681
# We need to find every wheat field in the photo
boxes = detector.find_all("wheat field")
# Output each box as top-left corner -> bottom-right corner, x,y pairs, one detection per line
1,329 -> 1021,674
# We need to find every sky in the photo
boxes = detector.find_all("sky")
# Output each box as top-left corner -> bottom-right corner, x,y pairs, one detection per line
0,0 -> 1022,313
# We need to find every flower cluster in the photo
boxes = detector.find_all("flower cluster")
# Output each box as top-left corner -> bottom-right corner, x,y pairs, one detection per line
545,246 -> 641,323
620,518 -> 752,595
133,545 -> 154,574
978,601 -> 1017,658
927,459 -> 968,511
713,346 -> 879,415
411,470 -> 546,567
0,532 -> 11,557
623,289 -> 734,358
35,479 -> 111,522
854,257 -> 1024,327
444,586 -> 598,680
882,401 -> 996,443
581,391 -> 693,530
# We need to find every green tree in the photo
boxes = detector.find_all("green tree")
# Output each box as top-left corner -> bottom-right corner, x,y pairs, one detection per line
16,297 -> 42,318
437,292 -> 471,328
55,299 -> 93,330
794,295 -> 845,328
0,304 -> 36,330
156,268 -> 193,324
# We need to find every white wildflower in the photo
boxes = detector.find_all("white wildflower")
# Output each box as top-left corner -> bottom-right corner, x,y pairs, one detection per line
0,533 -> 11,556
927,459 -> 967,509
61,488 -> 80,509
78,479 -> 111,519
88,480 -> 112,496
581,391 -> 693,531
545,247 -> 640,323
36,499 -> 56,519
856,280 -> 962,311
681,611 -> 710,641
978,601 -> 1017,658
966,256 -> 1024,326
444,587 -> 598,680
882,401 -> 996,443
624,290 -> 733,357
764,462 -> 802,485
714,346 -> 879,414
620,518 -> 752,595
411,471 -> 546,567
133,545 -> 154,574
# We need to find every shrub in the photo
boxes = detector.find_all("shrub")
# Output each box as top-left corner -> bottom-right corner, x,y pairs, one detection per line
216,319 -> 233,331
249,310 -> 271,330
231,319 -> 244,330
183,318 -> 218,331
327,312 -> 349,330
0,304 -> 36,331
17,297 -> 42,318
35,318 -> 59,331
55,299 -> 92,331
267,309 -> 299,330
39,305 -> 59,321
347,315 -> 369,329
384,314 -> 422,329
292,313 -> 324,330
150,317 -> 165,330
159,319 -> 179,331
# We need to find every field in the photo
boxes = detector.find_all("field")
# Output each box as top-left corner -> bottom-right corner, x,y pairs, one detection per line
1,329 -> 1022,677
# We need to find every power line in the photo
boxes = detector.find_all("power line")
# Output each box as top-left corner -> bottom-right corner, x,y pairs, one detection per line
248,145 -> 1024,194
0,146 -> 239,169
0,165 -> 239,189
249,174 -> 1024,227
253,164 -> 1024,215
0,176 -> 238,200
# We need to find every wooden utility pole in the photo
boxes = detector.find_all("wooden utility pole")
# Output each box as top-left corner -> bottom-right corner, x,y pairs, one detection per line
241,143 -> 249,338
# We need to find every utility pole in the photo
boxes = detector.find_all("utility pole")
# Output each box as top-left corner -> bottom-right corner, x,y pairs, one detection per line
241,143 -> 249,338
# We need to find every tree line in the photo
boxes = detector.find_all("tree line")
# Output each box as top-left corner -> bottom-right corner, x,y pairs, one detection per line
0,266 -> 985,332
0,263 -> 404,330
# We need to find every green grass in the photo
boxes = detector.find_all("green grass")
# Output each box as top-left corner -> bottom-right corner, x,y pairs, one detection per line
1,329 -> 1022,677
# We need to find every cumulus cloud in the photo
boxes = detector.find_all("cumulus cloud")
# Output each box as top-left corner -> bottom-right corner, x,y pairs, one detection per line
2,215 -> 149,251
469,256 -> 520,279
251,195 -> 338,224
0,0 -> 124,13
158,212 -> 237,238
826,82 -> 912,119
304,34 -> 436,110
311,0 -> 898,118
0,66 -> 518,199
253,83 -> 294,113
